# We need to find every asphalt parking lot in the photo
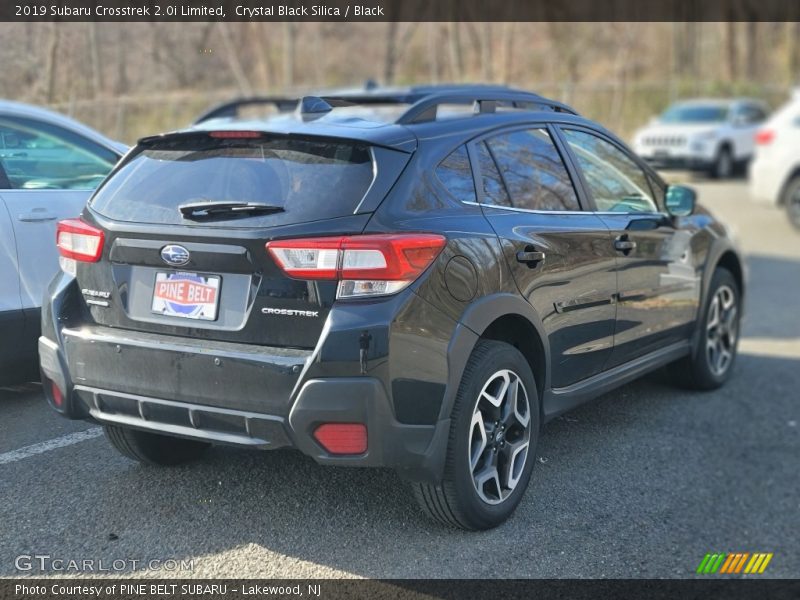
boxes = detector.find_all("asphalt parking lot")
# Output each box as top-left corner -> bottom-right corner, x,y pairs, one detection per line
1,179 -> 798,579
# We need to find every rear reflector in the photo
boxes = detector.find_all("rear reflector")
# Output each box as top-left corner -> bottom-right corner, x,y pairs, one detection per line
56,219 -> 104,263
50,381 -> 64,408
313,423 -> 367,455
266,233 -> 446,299
755,129 -> 775,145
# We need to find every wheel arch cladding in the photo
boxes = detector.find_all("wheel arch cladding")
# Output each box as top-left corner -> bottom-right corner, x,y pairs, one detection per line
716,250 -> 744,300
453,294 -> 550,422
479,314 -> 547,411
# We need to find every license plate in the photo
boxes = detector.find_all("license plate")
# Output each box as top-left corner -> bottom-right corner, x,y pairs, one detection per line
151,272 -> 221,321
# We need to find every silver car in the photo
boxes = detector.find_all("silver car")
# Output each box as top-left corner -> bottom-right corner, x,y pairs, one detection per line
0,100 -> 125,384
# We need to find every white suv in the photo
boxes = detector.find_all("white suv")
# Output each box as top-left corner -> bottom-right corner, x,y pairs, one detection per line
749,89 -> 800,229
632,98 -> 768,178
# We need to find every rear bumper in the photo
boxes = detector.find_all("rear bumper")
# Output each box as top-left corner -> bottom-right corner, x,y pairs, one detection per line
39,324 -> 447,479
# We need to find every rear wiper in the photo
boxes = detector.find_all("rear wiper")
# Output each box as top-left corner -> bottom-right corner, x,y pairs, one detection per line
179,201 -> 285,219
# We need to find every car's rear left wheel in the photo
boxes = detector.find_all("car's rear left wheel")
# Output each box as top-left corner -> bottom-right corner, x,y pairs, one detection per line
413,340 -> 540,530
104,425 -> 210,465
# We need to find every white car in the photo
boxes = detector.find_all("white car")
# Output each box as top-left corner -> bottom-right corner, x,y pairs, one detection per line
632,98 -> 769,178
749,89 -> 800,229
0,100 -> 125,384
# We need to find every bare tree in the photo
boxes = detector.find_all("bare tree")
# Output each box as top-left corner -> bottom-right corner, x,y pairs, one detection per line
282,22 -> 295,89
88,22 -> 103,97
44,23 -> 60,102
218,23 -> 253,94
499,22 -> 515,84
447,22 -> 464,81
790,22 -> 800,84
725,22 -> 738,82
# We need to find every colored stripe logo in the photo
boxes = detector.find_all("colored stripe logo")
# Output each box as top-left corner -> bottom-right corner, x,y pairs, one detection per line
696,552 -> 773,574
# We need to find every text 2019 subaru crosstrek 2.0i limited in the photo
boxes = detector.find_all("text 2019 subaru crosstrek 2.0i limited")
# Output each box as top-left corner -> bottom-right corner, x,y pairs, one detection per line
40,86 -> 744,530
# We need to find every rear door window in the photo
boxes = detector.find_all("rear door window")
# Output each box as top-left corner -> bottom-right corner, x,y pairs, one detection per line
90,135 -> 375,226
485,128 -> 580,211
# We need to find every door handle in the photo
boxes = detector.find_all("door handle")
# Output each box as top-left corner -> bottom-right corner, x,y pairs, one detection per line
614,236 -> 636,254
18,212 -> 57,222
516,248 -> 546,266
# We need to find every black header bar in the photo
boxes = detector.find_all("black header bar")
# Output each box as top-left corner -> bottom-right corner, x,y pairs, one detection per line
2,0 -> 799,22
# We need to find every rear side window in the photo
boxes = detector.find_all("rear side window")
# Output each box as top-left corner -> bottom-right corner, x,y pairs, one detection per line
436,145 -> 476,203
90,136 -> 375,226
476,142 -> 511,207
485,129 -> 580,212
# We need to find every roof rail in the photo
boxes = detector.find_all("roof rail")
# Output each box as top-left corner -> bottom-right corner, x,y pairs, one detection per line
194,97 -> 299,124
396,90 -> 577,125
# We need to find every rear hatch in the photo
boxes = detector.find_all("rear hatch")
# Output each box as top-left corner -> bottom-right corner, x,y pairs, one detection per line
72,130 -> 410,349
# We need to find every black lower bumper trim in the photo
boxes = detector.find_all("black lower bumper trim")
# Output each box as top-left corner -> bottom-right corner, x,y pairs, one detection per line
74,385 -> 292,448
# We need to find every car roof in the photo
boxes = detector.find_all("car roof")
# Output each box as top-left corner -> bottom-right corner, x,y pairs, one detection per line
171,84 -> 587,152
0,99 -> 127,154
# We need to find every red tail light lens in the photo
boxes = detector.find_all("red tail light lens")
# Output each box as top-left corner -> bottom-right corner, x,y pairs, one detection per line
266,233 -> 446,299
313,423 -> 367,455
50,381 -> 64,408
755,129 -> 775,145
57,219 -> 104,263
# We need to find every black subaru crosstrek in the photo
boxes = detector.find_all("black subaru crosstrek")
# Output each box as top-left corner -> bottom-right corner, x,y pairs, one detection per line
40,85 -> 744,530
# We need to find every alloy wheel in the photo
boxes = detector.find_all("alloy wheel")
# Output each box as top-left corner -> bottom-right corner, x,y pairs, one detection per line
706,285 -> 738,376
468,369 -> 532,505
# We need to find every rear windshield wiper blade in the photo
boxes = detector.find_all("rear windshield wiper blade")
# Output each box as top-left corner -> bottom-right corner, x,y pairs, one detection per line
179,201 -> 285,219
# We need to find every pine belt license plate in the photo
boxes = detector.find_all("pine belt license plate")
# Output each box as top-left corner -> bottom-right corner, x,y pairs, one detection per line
151,272 -> 221,321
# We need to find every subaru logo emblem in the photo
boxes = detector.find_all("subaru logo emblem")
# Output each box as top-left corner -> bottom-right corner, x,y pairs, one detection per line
160,245 -> 190,267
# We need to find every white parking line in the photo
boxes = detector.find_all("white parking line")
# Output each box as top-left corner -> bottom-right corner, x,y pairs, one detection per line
0,427 -> 103,465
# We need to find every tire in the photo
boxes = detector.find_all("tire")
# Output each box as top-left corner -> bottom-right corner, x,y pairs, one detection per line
782,176 -> 800,231
669,268 -> 740,390
413,340 -> 540,530
710,146 -> 733,179
104,424 -> 210,465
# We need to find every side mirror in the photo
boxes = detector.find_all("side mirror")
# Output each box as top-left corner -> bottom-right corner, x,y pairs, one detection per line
665,185 -> 696,217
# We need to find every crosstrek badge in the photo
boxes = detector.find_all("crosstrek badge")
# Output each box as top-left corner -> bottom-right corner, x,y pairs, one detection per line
151,272 -> 221,321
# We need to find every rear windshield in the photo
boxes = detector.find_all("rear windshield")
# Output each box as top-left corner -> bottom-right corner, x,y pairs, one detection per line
90,136 -> 375,226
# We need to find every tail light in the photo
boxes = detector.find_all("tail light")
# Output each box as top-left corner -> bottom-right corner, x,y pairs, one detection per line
267,233 -> 446,299
50,381 -> 64,408
56,218 -> 105,275
313,423 -> 367,455
755,129 -> 775,145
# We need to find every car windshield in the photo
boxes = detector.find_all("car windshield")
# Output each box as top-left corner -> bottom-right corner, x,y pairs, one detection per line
660,104 -> 729,124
